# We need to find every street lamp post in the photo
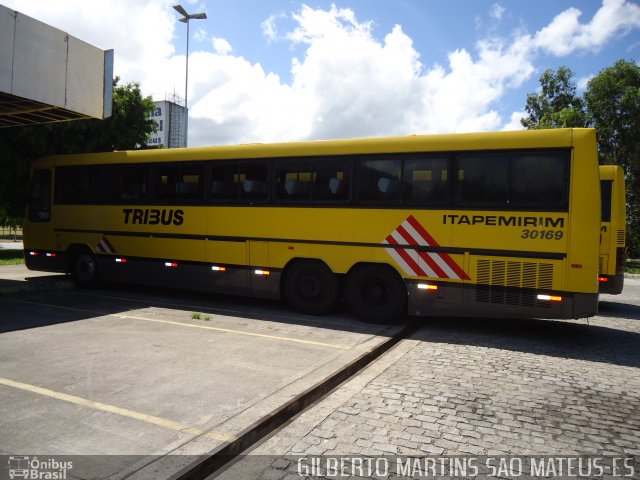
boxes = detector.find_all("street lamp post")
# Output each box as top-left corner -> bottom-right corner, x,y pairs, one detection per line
173,4 -> 207,147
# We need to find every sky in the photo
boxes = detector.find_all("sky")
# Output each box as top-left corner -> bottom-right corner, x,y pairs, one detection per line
3,0 -> 640,147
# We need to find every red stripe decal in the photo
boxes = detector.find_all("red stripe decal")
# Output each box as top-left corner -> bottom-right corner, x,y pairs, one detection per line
386,234 -> 427,277
396,225 -> 446,278
102,236 -> 116,253
383,215 -> 470,281
407,215 -> 439,246
407,215 -> 469,280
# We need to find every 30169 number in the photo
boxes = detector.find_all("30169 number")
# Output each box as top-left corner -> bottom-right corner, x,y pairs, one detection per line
521,229 -> 563,240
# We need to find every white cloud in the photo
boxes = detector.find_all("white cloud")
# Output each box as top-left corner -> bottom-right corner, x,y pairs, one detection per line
534,0 -> 640,55
502,111 -> 526,131
490,4 -> 506,21
212,37 -> 232,55
261,13 -> 286,43
188,4 -> 541,144
194,27 -> 208,43
577,74 -> 595,92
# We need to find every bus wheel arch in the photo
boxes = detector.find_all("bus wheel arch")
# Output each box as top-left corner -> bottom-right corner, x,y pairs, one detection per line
67,244 -> 100,288
282,258 -> 340,315
344,262 -> 407,323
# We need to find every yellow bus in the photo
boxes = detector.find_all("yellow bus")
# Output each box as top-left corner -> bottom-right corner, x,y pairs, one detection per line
24,128 -> 601,323
598,165 -> 626,295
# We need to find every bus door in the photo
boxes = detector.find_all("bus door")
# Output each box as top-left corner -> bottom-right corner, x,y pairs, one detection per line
25,169 -> 54,247
24,168 -> 61,271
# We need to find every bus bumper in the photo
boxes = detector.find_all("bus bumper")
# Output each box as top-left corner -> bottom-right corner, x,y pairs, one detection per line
407,281 -> 599,320
598,274 -> 624,295
24,249 -> 66,273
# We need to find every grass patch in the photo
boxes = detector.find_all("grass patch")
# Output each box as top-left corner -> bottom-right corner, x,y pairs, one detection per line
626,265 -> 640,274
0,249 -> 24,265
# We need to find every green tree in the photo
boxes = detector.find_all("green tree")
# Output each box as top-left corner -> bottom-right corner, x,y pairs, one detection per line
521,67 -> 588,129
0,79 -> 157,221
585,60 -> 640,258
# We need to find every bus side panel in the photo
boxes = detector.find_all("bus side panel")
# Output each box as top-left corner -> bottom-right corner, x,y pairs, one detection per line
566,129 -> 601,299
205,239 -> 249,295
599,165 -> 626,294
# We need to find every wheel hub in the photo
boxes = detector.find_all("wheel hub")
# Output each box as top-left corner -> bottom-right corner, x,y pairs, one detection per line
299,274 -> 321,299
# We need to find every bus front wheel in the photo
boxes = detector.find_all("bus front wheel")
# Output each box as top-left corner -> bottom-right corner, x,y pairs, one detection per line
70,250 -> 100,288
283,260 -> 339,315
344,264 -> 407,323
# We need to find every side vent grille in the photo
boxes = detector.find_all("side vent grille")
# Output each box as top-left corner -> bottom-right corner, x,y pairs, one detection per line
476,259 -> 555,308
617,229 -> 625,246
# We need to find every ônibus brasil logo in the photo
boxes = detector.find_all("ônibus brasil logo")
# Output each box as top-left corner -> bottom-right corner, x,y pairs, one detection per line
7,456 -> 73,479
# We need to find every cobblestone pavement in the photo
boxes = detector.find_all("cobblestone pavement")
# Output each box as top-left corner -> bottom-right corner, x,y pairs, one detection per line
227,279 -> 640,479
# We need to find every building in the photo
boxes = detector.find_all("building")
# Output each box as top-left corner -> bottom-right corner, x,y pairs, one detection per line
148,95 -> 186,148
0,4 -> 113,127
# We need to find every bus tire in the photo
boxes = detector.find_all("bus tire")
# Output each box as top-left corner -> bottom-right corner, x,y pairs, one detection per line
344,264 -> 407,323
283,260 -> 339,315
70,250 -> 100,288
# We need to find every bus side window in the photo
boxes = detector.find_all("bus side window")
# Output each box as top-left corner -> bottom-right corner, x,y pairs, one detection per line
357,158 -> 401,203
29,169 -> 51,222
403,157 -> 449,205
154,165 -> 203,201
456,154 -> 508,206
178,165 -> 204,199
601,180 -> 613,222
510,154 -> 567,207
55,166 -> 102,204
275,159 -> 313,201
106,166 -> 150,203
238,162 -> 269,201
313,158 -> 351,202
155,166 -> 179,199
210,164 -> 240,200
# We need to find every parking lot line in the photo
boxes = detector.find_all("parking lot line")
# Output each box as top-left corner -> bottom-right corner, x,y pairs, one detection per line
0,376 -> 234,442
116,315 -> 351,349
5,298 -> 350,350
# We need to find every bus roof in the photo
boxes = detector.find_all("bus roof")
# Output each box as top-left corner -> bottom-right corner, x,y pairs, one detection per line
33,128 -> 595,167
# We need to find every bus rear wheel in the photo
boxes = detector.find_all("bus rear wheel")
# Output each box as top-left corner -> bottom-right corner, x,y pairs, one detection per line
70,250 -> 100,288
344,264 -> 407,323
284,260 -> 339,315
